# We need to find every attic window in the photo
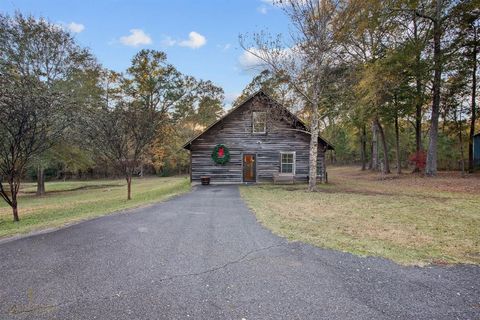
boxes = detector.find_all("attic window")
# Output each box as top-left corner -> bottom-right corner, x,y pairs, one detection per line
252,112 -> 266,134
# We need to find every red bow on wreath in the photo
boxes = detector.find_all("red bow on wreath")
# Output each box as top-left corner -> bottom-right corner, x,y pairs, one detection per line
218,147 -> 224,158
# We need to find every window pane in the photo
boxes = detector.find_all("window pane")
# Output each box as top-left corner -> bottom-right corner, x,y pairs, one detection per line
281,152 -> 294,173
253,112 -> 266,133
282,164 -> 293,173
282,153 -> 293,164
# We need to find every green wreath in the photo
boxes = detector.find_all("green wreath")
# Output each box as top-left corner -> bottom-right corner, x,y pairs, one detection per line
211,144 -> 230,165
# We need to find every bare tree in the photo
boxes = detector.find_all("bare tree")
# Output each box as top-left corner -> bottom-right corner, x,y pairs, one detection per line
240,0 -> 339,191
89,99 -> 159,200
0,76 -> 71,221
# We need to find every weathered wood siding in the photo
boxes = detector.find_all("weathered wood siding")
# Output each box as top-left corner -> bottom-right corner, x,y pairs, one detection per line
189,99 -> 327,183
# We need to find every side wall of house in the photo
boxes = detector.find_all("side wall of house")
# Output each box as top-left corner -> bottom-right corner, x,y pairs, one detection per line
474,134 -> 480,168
190,99 -> 326,183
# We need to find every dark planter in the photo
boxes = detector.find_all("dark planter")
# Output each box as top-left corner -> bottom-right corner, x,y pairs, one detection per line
201,176 -> 210,185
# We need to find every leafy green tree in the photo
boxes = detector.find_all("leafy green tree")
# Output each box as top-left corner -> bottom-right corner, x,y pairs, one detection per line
233,70 -> 297,109
125,50 -> 196,117
195,81 -> 225,127
0,13 -> 95,221
405,0 -> 458,176
336,0 -> 398,173
389,3 -> 431,172
448,0 -> 479,173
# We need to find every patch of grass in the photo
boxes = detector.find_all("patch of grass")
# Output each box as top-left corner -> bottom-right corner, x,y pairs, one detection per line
240,167 -> 480,266
0,176 -> 190,238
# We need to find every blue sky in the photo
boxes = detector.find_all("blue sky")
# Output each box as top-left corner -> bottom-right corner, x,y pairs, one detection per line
1,0 -> 290,106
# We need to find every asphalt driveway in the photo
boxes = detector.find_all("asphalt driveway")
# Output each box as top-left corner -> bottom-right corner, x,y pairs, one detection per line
0,185 -> 478,319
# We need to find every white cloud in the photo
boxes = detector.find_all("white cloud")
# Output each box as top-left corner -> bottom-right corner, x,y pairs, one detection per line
257,5 -> 268,14
217,43 -> 232,51
178,31 -> 206,49
238,46 -> 300,73
161,36 -> 176,47
225,92 -> 240,103
161,32 -> 207,49
238,48 -> 267,70
120,29 -> 152,47
66,22 -> 85,33
261,0 -> 275,5
224,92 -> 241,107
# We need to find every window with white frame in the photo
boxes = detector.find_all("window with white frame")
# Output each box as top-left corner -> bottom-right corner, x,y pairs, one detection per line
280,152 -> 295,174
252,111 -> 266,134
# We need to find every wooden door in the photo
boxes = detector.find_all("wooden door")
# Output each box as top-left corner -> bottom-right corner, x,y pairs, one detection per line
243,154 -> 256,182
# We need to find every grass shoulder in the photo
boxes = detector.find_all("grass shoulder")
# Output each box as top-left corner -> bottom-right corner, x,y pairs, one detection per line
0,176 -> 191,239
240,167 -> 480,266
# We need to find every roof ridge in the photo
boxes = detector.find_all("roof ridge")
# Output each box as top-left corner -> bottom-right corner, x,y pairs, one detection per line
182,90 -> 334,150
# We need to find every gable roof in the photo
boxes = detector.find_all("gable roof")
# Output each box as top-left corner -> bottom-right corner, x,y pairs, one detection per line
182,90 -> 334,150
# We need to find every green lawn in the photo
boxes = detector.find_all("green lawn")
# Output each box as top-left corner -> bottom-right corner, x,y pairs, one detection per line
0,176 -> 190,238
240,167 -> 480,266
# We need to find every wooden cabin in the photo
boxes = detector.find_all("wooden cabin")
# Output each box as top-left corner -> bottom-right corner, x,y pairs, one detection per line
183,90 -> 334,184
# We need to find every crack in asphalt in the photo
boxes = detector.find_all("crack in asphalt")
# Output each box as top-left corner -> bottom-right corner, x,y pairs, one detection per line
9,304 -> 57,315
5,244 -> 286,316
158,243 -> 285,282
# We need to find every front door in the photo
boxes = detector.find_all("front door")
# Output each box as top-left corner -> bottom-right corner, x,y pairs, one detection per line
243,154 -> 256,182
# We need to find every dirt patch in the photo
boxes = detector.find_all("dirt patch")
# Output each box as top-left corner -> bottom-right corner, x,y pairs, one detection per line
276,182 -> 450,201
21,184 -> 124,195
332,166 -> 480,195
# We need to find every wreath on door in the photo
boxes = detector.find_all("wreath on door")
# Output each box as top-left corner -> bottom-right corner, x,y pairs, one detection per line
211,144 -> 230,165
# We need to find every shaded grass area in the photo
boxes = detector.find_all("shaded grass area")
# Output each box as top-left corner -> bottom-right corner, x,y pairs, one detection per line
0,177 -> 190,239
240,167 -> 480,266
20,180 -> 125,194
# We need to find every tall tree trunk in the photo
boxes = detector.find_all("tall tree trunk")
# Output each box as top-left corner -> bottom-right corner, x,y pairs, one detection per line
414,98 -> 423,171
36,165 -> 45,196
468,27 -> 477,173
360,125 -> 367,171
458,114 -> 466,176
425,0 -> 442,176
375,117 -> 390,174
308,105 -> 319,191
126,176 -> 132,200
395,112 -> 401,174
413,13 -> 423,173
369,138 -> 373,170
10,178 -> 19,222
12,202 -> 19,222
371,121 -> 379,171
